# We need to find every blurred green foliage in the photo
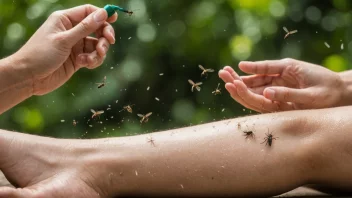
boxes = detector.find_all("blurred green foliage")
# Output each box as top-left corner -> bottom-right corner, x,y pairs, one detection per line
0,0 -> 351,138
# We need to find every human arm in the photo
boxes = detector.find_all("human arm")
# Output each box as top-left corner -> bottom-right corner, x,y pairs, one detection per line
218,58 -> 347,113
0,56 -> 33,114
1,106 -> 352,197
0,4 -> 117,114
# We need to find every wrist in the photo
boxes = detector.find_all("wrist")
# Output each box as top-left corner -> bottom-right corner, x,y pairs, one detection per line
78,138 -> 132,197
1,53 -> 34,97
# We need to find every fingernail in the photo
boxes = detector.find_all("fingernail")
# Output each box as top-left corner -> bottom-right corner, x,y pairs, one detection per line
94,9 -> 107,23
266,89 -> 275,99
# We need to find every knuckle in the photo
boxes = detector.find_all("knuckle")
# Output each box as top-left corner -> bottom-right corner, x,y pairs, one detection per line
282,58 -> 294,64
283,88 -> 290,100
49,11 -> 63,19
263,64 -> 269,74
83,3 -> 93,7
254,63 -> 259,73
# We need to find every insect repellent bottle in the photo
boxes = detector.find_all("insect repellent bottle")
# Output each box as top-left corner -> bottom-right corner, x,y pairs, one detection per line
104,4 -> 129,17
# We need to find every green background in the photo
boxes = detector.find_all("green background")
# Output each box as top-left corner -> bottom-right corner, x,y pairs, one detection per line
0,0 -> 351,138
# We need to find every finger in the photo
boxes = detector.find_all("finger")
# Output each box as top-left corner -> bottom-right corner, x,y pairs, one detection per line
107,12 -> 118,23
219,70 -> 235,83
61,4 -> 117,25
223,66 -> 242,81
0,187 -> 33,198
233,80 -> 279,112
248,85 -> 271,95
241,75 -> 277,88
77,51 -> 105,69
95,22 -> 116,44
102,23 -> 116,44
96,37 -> 110,58
64,8 -> 108,44
225,83 -> 264,113
239,58 -> 295,75
84,37 -> 98,53
263,87 -> 315,104
83,37 -> 109,57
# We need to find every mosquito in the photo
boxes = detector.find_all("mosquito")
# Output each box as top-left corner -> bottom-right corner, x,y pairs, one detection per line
147,136 -> 156,147
119,104 -> 135,113
138,112 -> 153,123
212,83 -> 221,95
243,130 -> 255,139
96,76 -> 108,88
199,65 -> 214,77
118,4 -> 140,19
261,129 -> 278,147
91,109 -> 104,119
124,9 -> 139,17
188,79 -> 202,92
283,27 -> 298,39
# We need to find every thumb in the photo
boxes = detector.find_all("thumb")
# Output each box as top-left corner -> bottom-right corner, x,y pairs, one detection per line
64,8 -> 107,44
264,87 -> 314,104
0,187 -> 33,198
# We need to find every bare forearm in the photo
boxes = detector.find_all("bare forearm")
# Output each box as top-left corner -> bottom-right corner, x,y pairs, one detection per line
89,110 -> 323,197
0,54 -> 33,114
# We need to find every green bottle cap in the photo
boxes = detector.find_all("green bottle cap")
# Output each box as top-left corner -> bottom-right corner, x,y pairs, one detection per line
104,5 -> 115,18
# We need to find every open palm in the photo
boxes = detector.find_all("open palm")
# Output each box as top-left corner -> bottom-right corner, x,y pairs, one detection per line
219,58 -> 344,113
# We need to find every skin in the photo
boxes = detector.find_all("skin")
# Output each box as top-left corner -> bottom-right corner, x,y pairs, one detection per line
1,3 -> 352,198
218,59 -> 350,113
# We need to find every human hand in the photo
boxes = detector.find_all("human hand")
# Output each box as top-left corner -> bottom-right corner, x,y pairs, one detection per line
218,58 -> 344,113
13,4 -> 117,95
